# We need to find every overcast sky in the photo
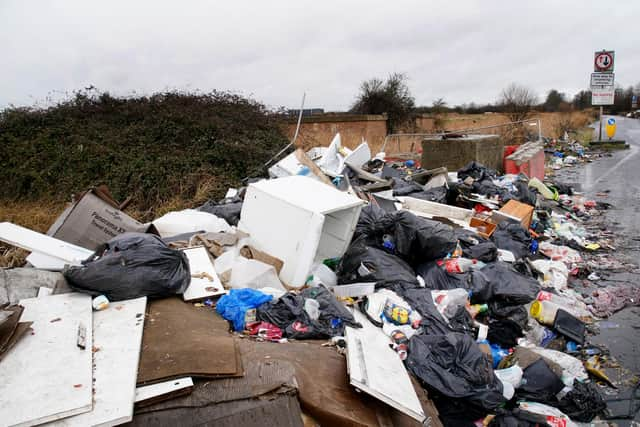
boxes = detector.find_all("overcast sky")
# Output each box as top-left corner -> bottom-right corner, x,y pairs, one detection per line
1,1 -> 638,111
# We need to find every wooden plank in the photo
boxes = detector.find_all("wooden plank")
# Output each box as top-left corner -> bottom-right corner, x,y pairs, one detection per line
49,297 -> 147,427
134,377 -> 193,407
345,310 -> 426,423
181,247 -> 225,302
0,293 -> 93,427
294,148 -> 334,186
0,222 -> 93,268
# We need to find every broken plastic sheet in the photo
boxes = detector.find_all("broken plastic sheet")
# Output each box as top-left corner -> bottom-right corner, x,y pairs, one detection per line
407,332 -> 506,412
64,232 -> 190,301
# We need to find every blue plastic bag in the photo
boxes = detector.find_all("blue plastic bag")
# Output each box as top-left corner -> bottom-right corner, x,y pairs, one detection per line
216,288 -> 273,331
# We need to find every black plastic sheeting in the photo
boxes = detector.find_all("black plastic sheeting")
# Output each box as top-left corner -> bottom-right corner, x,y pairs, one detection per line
415,261 -> 493,303
454,229 -> 498,262
256,286 -> 361,339
491,222 -> 533,260
64,232 -> 190,301
407,333 -> 505,411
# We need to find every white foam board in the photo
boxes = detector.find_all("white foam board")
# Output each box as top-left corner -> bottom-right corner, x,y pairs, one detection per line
345,310 -> 425,422
0,293 -> 93,427
181,247 -> 225,301
0,222 -> 93,270
134,377 -> 193,404
48,297 -> 147,427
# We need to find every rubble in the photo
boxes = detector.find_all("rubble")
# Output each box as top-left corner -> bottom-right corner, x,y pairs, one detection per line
0,131 -> 638,427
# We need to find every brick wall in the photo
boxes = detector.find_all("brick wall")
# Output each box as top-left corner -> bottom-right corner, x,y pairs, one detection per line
286,114 -> 387,152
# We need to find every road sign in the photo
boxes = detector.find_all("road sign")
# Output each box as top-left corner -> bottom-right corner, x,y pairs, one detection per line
590,72 -> 615,88
633,95 -> 638,109
605,117 -> 616,139
592,88 -> 615,106
594,50 -> 614,72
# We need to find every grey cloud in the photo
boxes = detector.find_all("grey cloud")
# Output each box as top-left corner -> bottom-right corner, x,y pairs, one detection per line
0,0 -> 638,111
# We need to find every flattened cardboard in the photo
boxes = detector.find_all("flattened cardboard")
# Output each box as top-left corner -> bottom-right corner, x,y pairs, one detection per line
137,297 -> 241,385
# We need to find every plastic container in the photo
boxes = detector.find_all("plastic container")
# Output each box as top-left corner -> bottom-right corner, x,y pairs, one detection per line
553,309 -> 585,344
530,300 -> 560,326
308,263 -> 338,287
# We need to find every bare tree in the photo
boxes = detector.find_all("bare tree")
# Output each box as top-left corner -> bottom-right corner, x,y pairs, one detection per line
351,73 -> 415,133
499,83 -> 538,122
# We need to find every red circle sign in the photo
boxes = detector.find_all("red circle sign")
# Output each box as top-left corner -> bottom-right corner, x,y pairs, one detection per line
595,52 -> 613,71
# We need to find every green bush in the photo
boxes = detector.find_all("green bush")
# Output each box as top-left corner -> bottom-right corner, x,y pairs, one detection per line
0,91 -> 288,209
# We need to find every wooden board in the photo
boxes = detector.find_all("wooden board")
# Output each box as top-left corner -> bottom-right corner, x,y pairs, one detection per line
49,297 -> 147,427
345,309 -> 426,422
134,377 -> 194,407
0,222 -> 94,270
0,293 -> 93,427
181,247 -> 225,302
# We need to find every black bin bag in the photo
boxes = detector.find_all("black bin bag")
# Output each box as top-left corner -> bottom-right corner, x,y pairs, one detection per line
407,333 -> 506,412
337,235 -> 419,290
64,232 -> 191,301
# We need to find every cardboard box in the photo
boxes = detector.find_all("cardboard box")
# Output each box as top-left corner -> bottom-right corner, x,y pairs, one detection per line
495,200 -> 534,230
47,187 -> 151,251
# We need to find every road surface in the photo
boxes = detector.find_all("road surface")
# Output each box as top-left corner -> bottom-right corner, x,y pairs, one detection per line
557,116 -> 640,424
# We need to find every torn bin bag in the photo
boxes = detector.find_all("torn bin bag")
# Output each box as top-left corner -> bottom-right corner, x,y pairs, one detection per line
454,228 -> 498,263
64,232 -> 190,301
337,235 -> 419,290
407,333 -> 506,411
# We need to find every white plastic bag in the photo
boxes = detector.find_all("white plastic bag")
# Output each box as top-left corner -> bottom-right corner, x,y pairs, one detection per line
153,209 -> 231,238
531,260 -> 569,291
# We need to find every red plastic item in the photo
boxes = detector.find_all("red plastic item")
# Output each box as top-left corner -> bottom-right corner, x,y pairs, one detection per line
503,145 -> 545,180
246,321 -> 283,342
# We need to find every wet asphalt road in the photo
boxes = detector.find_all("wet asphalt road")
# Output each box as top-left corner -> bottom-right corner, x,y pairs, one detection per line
555,116 -> 640,423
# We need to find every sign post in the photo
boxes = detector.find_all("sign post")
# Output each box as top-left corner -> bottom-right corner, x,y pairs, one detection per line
591,50 -> 615,141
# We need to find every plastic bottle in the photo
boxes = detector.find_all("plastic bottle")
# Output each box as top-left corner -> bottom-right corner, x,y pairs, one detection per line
443,258 -> 482,273
530,300 -> 560,326
468,303 -> 489,318
390,330 -> 409,360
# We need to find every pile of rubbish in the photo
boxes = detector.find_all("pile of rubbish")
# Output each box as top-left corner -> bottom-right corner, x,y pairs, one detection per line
0,132 -> 638,427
